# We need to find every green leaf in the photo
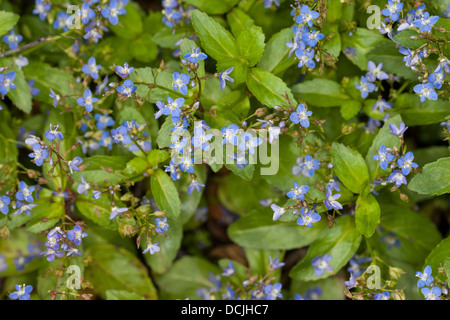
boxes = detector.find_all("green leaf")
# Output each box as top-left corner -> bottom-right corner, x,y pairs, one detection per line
365,115 -> 403,181
355,193 -> 380,237
153,28 -> 189,49
246,67 -> 295,108
124,156 -> 148,176
0,11 -> 19,37
292,78 -> 350,107
105,290 -> 145,300
393,29 -> 426,50
183,0 -> 239,15
5,65 -> 32,113
216,58 -> 248,84
191,9 -> 238,61
150,168 -> 181,218
109,3 -> 143,39
226,7 -> 255,38
257,27 -> 297,75
290,216 -> 362,281
144,216 -> 182,274
394,93 -> 450,125
331,142 -> 369,194
424,236 -> 450,283
85,243 -> 157,299
445,259 -> 450,285
340,100 -> 361,120
322,24 -> 341,59
236,25 -> 265,67
408,157 -> 450,196
130,33 -> 158,63
75,196 -> 119,230
228,208 -> 326,250
156,117 -> 174,148
158,256 -> 221,299
147,149 -> 169,167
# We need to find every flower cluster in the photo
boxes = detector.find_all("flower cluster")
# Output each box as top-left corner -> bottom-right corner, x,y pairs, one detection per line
41,225 -> 87,261
161,0 -> 194,29
416,265 -> 449,300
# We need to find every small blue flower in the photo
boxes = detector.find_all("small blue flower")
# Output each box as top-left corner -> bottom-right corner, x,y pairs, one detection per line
67,225 -> 88,246
49,88 -> 60,108
68,156 -> 83,174
300,154 -> 320,176
28,143 -> 49,167
264,283 -> 283,300
413,82 -> 438,102
81,57 -> 102,80
77,174 -> 90,196
219,67 -> 234,90
397,151 -> 418,176
355,76 -> 376,99
374,291 -> 390,300
286,34 -> 305,57
142,241 -> 160,255
296,5 -> 320,26
428,71 -> 446,89
372,99 -> 392,113
372,145 -> 395,170
271,203 -> 285,221
221,124 -> 240,145
53,12 -> 69,31
366,61 -> 389,81
381,0 -> 403,22
238,132 -> 262,155
387,170 -> 407,187
344,273 -> 357,289
0,72 -> 17,95
0,195 -> 10,215
389,122 -> 408,137
2,30 -> 23,50
187,180 -> 205,195
77,89 -> 98,112
162,96 -> 184,122
192,127 -> 214,151
290,103 -> 312,127
111,126 -> 132,144
311,254 -> 333,276
115,62 -> 134,78
264,0 -> 280,8
413,12 -> 439,33
13,201 -> 37,216
296,205 -> 321,228
155,217 -> 169,234
80,2 -> 96,25
324,185 -> 342,211
9,284 -> 33,300
28,79 -> 40,97
380,231 -> 401,249
109,206 -> 128,221
269,256 -> 285,270
416,265 -> 434,288
101,0 -> 126,25
302,29 -> 324,47
295,48 -> 315,68
16,181 -> 35,203
287,182 -> 309,201
441,120 -> 450,131
222,261 -> 235,277
421,286 -> 442,300
172,72 -> 190,95
33,0 -> 51,20
95,114 -> 115,130
183,47 -> 208,64
116,79 -> 137,98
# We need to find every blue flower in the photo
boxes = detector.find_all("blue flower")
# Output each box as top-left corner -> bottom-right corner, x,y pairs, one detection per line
413,12 -> 439,33
413,82 -> 438,102
344,273 -> 357,289
68,156 -> 83,174
441,120 -> 450,131
269,256 -> 285,270
77,89 -> 98,112
290,103 -> 312,127
381,0 -> 403,22
2,29 -> 23,50
162,96 -> 184,122
324,185 -> 343,211
302,29 -> 324,47
81,57 -> 102,80
238,132 -> 262,155
28,79 -> 40,97
53,12 -> 69,31
28,143 -> 49,167
193,127 -> 214,151
355,76 -> 376,99
296,5 -> 320,26
77,174 -> 90,196
0,195 -> 10,215
178,156 -> 194,174
95,113 -> 115,130
155,217 -> 169,234
172,72 -> 190,95
264,283 -> 283,300
270,203 -> 285,221
380,231 -> 401,249
116,79 -> 137,98
264,0 -> 280,8
111,126 -> 132,144
219,67 -> 234,90
0,71 -> 17,95
366,61 -> 389,81
222,261 -> 235,277
374,291 -> 390,300
115,62 -> 134,78
387,170 -> 407,187
162,8 -> 182,28
287,182 -> 309,201
428,71 -> 446,89
221,124 -> 240,145
16,181 -> 35,203
13,201 -> 37,216
33,0 -> 51,20
67,225 -> 88,246
286,34 -> 306,57
416,265 -> 434,288
9,284 -> 33,300
109,206 -> 128,220
421,286 -> 442,300
372,145 -> 395,170
49,88 -> 60,108
296,205 -> 321,228
300,154 -> 320,176
397,151 -> 418,175
389,122 -> 408,137
101,0 -> 126,25
372,99 -> 392,113
183,47 -> 208,64
311,254 -> 333,276
142,241 -> 160,255
295,48 -> 315,68
80,2 -> 96,25
187,180 -> 205,195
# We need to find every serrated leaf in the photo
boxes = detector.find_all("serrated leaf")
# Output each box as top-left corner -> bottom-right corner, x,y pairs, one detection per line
150,168 -> 181,218
292,78 -> 350,107
227,7 -> 255,37
408,157 -> 450,196
236,25 -> 265,67
423,236 -> 450,283
331,142 -> 369,194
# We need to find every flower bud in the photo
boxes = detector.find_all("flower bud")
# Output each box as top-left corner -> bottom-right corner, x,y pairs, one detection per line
0,226 -> 10,239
